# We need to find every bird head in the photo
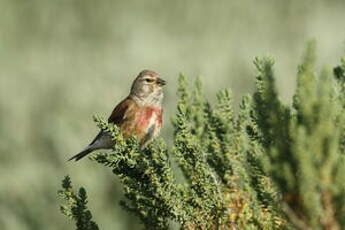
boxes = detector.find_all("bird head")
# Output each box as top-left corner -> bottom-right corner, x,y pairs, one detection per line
130,70 -> 166,107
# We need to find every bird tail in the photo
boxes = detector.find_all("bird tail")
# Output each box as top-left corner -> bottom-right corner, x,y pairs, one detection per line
68,132 -> 112,161
68,147 -> 94,161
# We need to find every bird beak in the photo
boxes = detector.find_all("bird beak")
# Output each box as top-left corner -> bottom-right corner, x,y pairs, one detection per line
157,78 -> 166,86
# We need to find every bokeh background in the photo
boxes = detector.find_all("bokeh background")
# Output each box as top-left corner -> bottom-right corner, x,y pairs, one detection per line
1,0 -> 345,229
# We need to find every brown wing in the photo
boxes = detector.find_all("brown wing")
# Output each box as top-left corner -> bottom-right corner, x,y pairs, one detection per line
109,97 -> 140,137
108,97 -> 136,124
89,97 -> 136,146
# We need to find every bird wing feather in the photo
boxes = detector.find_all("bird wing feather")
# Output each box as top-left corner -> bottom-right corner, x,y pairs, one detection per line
108,97 -> 134,124
88,97 -> 136,146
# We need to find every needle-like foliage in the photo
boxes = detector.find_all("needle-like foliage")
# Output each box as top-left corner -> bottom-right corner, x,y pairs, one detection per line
58,176 -> 99,230
59,43 -> 345,230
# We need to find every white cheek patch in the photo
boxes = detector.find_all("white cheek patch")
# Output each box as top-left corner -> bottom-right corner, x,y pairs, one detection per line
143,85 -> 151,93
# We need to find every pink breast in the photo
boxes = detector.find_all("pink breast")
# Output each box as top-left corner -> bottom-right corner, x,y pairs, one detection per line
137,107 -> 162,129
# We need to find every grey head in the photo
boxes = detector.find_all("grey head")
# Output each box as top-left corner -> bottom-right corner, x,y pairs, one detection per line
129,70 -> 166,107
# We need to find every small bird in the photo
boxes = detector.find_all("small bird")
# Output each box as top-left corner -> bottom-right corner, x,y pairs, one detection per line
68,70 -> 166,161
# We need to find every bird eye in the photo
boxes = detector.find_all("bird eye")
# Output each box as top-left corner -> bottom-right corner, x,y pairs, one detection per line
144,78 -> 154,83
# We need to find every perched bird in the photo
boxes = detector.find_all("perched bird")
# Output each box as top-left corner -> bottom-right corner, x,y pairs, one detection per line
68,70 -> 166,161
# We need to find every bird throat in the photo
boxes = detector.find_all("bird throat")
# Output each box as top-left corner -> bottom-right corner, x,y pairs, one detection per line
130,91 -> 163,107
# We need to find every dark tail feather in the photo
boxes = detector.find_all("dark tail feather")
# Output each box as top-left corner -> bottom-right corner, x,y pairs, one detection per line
68,147 -> 94,161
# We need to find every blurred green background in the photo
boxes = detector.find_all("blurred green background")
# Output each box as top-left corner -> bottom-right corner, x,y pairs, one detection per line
0,0 -> 344,229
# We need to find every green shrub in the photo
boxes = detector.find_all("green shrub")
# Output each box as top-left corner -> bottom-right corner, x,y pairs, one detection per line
59,43 -> 345,230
